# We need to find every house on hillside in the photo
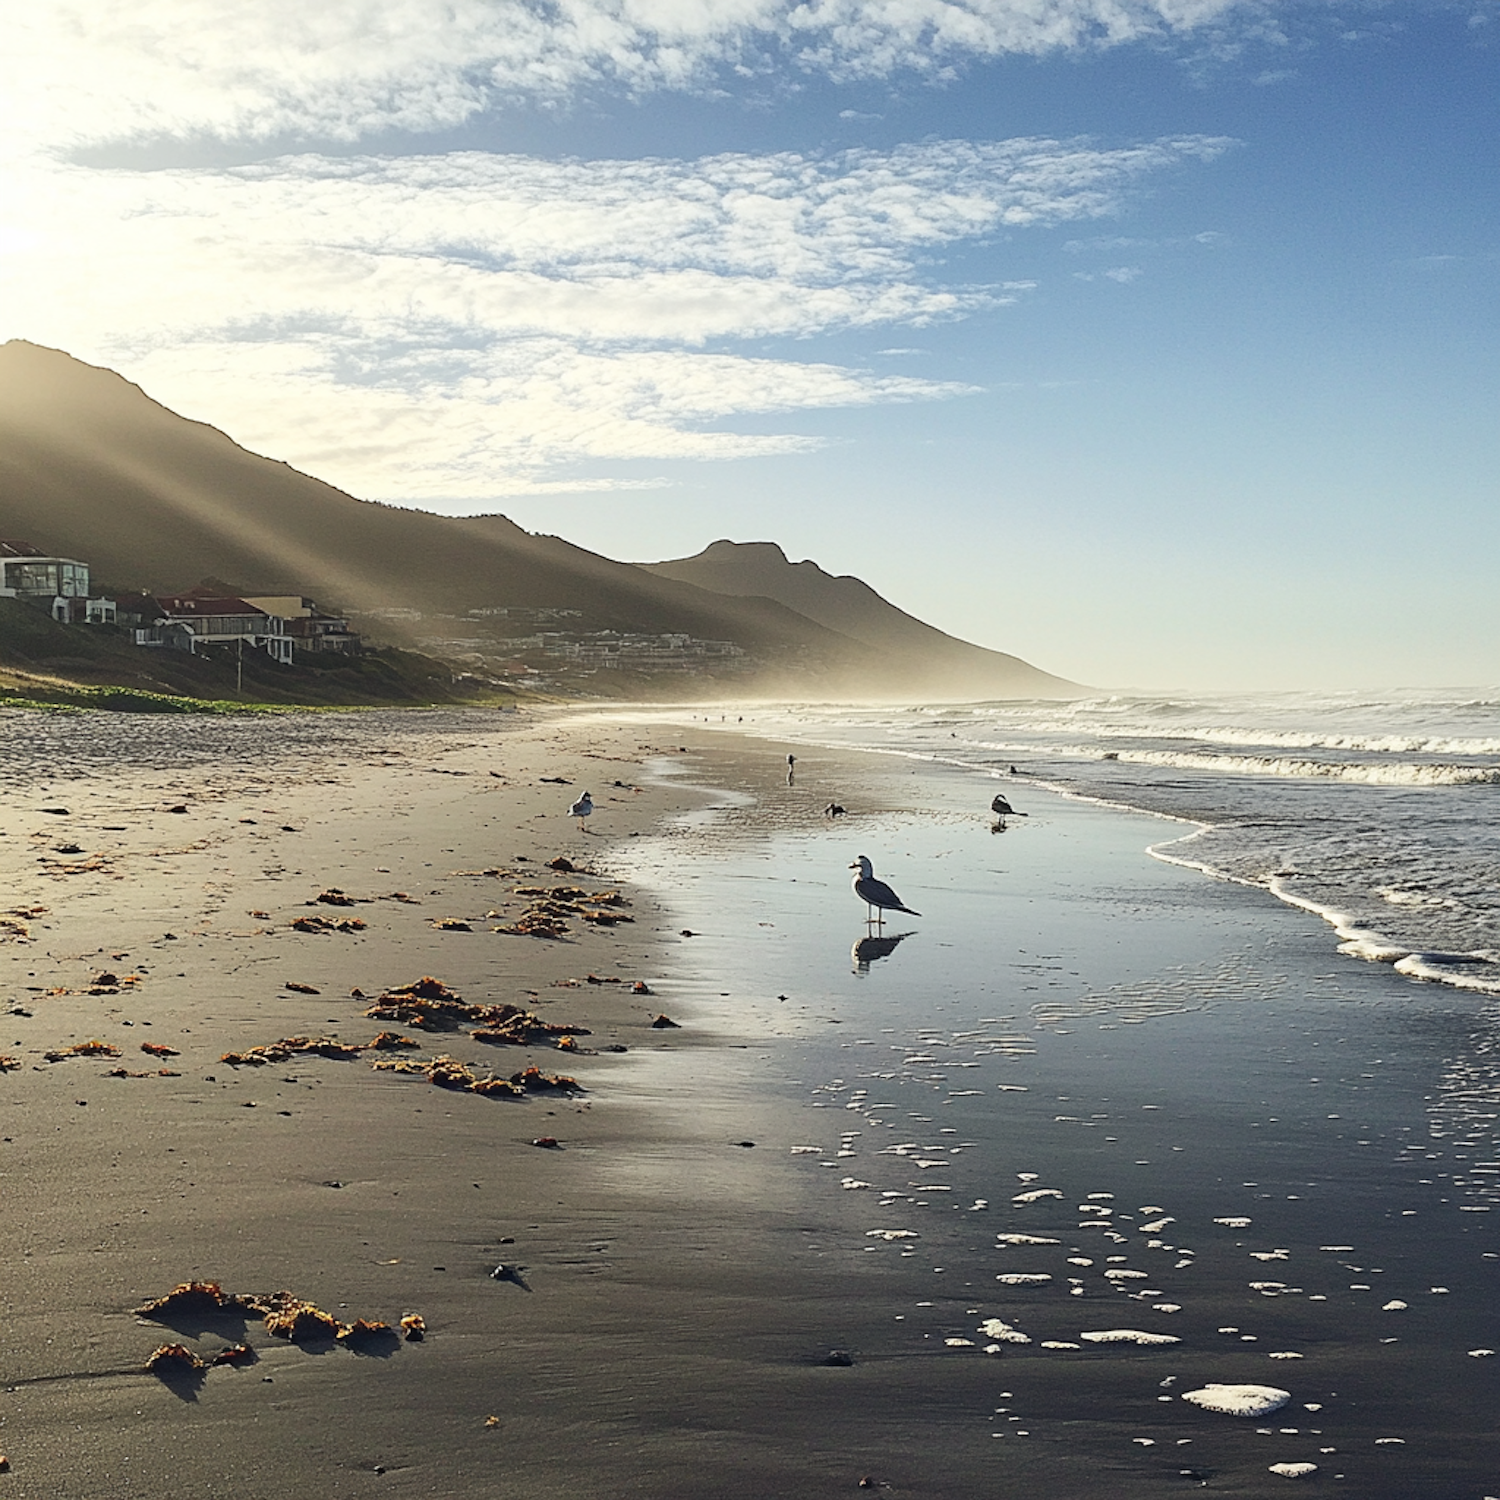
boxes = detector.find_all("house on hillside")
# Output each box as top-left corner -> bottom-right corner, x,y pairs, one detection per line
135,592 -> 293,664
0,539 -> 116,623
242,596 -> 360,654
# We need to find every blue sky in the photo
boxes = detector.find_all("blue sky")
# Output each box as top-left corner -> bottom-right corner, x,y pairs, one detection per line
0,1 -> 1495,689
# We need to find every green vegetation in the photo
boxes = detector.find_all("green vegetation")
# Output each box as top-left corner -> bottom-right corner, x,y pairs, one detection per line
0,682 -> 290,714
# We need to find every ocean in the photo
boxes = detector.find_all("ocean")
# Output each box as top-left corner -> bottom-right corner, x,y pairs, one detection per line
599,692 -> 1500,1494
700,690 -> 1500,996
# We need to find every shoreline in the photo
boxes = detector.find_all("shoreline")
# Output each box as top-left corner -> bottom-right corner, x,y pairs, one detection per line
4,704 -> 1499,1496
603,704 -> 1500,1001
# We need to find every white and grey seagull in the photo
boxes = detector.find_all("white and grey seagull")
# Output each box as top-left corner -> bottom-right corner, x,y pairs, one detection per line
849,855 -> 920,924
568,791 -> 594,831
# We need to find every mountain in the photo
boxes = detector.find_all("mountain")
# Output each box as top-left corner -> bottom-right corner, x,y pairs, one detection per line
642,539 -> 1078,698
0,341 -> 1080,699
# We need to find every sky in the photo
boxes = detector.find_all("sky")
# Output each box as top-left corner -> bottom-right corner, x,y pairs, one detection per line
0,1 -> 1496,691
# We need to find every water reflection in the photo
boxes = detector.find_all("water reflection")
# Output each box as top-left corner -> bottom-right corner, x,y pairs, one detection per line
852,929 -> 916,974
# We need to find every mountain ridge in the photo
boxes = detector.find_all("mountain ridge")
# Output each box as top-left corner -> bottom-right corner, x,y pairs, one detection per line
641,539 -> 1077,697
0,340 -> 1081,700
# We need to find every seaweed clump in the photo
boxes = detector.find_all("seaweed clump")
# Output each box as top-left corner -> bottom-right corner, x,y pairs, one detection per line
494,883 -> 632,938
336,1318 -> 397,1351
291,914 -> 367,934
260,1293 -> 342,1343
145,1343 -> 206,1374
364,977 -> 586,1047
136,1281 -> 422,1356
220,1034 -> 418,1067
373,1053 -> 522,1097
44,1039 -> 122,1061
370,1053 -> 580,1098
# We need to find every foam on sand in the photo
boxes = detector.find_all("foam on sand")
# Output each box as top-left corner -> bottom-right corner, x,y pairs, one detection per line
1013,1188 -> 1064,1203
1268,1462 -> 1318,1478
996,1273 -> 1052,1285
978,1318 -> 1031,1344
1181,1384 -> 1291,1417
1079,1329 -> 1181,1346
996,1233 -> 1061,1245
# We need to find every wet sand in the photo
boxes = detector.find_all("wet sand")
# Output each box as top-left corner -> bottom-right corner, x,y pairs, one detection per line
2,707 -> 1498,1497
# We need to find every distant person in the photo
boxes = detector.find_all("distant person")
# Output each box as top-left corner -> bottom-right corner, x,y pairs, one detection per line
786,753 -> 796,786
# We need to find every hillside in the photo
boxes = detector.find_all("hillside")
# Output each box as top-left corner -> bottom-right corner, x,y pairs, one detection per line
0,597 -> 488,709
0,341 -> 1080,700
642,540 -> 1079,699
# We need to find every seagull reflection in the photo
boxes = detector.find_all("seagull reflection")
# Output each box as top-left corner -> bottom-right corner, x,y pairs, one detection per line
852,930 -> 916,974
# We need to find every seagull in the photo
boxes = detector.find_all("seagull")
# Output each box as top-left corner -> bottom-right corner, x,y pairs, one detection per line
568,791 -> 593,830
991,794 -> 1027,818
849,855 -> 920,924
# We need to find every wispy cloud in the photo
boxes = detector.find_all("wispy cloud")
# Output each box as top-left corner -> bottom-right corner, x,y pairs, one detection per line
0,135 -> 1228,499
4,1 -> 1255,151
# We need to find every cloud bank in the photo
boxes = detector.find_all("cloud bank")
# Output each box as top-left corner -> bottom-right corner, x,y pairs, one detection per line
0,135 -> 1228,498
6,0 -> 1253,150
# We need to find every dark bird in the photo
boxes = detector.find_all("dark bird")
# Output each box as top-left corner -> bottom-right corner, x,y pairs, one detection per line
824,802 -> 847,818
849,855 -> 920,924
990,794 -> 1027,818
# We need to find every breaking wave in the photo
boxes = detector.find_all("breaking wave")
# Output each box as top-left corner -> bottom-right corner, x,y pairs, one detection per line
713,687 -> 1500,999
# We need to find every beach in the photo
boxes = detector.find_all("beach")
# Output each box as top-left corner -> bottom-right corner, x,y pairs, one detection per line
2,703 -> 1498,1497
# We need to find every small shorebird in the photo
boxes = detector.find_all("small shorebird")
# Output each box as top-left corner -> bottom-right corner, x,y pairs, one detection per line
990,794 -> 1027,818
849,855 -> 920,925
568,791 -> 593,831
824,802 -> 847,819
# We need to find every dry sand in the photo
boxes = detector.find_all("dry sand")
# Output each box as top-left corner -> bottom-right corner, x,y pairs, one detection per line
2,708 -> 1037,1500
